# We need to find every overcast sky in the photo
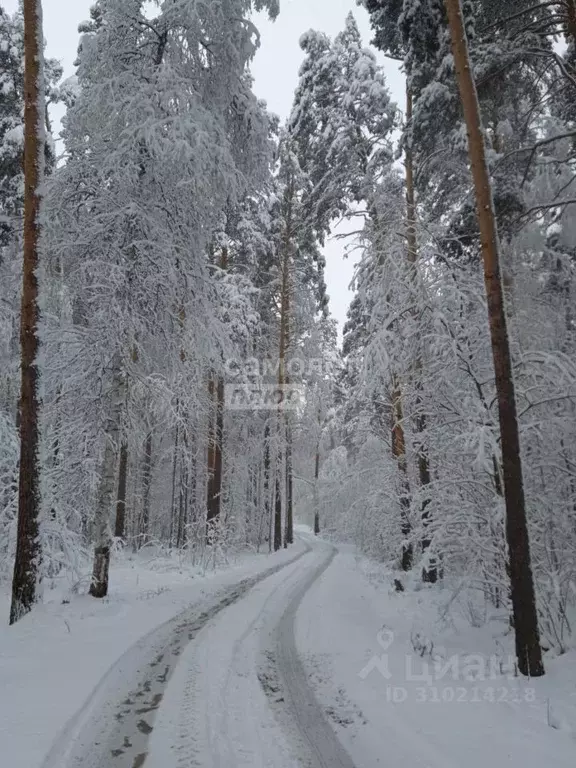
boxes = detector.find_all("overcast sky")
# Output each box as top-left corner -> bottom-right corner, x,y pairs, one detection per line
4,0 -> 404,336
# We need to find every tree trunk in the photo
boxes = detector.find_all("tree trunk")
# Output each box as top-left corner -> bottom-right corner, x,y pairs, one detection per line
206,247 -> 227,540
177,415 -> 190,548
392,379 -> 413,571
169,416 -> 180,547
114,441 -> 128,540
206,377 -> 224,534
89,438 -> 114,599
263,421 -> 271,551
405,85 -> 435,582
177,465 -> 188,548
274,468 -> 283,552
189,448 -> 197,527
444,0 -> 544,677
214,378 -> 224,512
206,376 -> 216,537
10,0 -> 45,624
275,185 -> 292,552
284,421 -> 293,546
566,0 -> 576,47
89,362 -> 123,598
405,87 -> 418,269
419,419 -> 436,583
129,447 -> 139,553
140,431 -> 153,548
314,446 -> 320,535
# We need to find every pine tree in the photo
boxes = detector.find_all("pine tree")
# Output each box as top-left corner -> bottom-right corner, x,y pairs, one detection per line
9,0 -> 46,625
444,0 -> 544,677
290,13 -> 396,239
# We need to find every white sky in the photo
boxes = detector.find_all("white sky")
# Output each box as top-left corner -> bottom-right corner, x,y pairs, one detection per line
4,0 -> 404,336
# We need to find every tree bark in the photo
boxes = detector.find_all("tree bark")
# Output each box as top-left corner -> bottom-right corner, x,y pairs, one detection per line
114,441 -> 128,540
274,468 -> 283,552
115,345 -> 136,542
566,0 -> 576,47
284,421 -> 293,546
392,379 -> 413,571
405,87 -> 418,269
313,446 -> 320,535
419,420 -> 436,583
10,0 -> 45,624
405,86 -> 435,582
169,415 -> 180,547
206,377 -> 224,534
177,414 -> 190,548
140,431 -> 153,548
206,376 -> 216,536
275,182 -> 293,551
89,361 -> 124,598
214,377 -> 224,510
206,247 -> 227,540
263,421 -> 271,551
177,464 -> 188,548
189,448 -> 197,527
444,0 -> 544,677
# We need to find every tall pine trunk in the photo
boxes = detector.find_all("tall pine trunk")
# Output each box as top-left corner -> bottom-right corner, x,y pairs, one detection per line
140,431 -> 153,548
313,445 -> 320,535
444,0 -> 544,677
284,421 -> 293,546
115,345 -> 137,542
274,465 -> 283,552
274,180 -> 293,551
177,416 -> 190,548
263,421 -> 271,551
114,441 -> 128,540
169,414 -> 180,547
10,0 -> 46,624
206,377 -> 224,535
392,378 -> 413,571
206,376 -> 216,536
206,247 -> 227,540
405,86 -> 435,582
177,463 -> 188,548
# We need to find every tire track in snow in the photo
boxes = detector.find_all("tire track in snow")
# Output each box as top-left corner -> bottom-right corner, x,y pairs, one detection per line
269,541 -> 357,768
149,536 -> 357,767
41,544 -> 309,768
150,548 -> 322,768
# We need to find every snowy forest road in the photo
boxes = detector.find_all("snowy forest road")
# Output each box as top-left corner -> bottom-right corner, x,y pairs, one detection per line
148,534 -> 356,767
42,536 -> 355,768
273,543 -> 357,768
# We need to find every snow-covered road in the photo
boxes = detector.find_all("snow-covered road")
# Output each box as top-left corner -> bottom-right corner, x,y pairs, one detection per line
38,536 -> 576,768
42,535 -> 356,768
148,536 -> 355,767
38,540 -> 315,768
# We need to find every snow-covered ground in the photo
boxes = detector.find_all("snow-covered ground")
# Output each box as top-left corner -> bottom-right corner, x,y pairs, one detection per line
0,542 -> 306,768
296,545 -> 576,767
2,534 -> 575,768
